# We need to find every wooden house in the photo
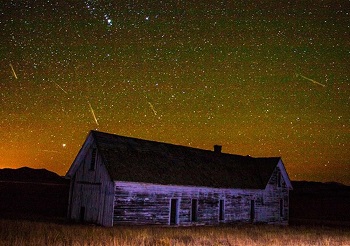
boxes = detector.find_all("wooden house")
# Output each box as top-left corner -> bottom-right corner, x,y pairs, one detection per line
66,130 -> 293,227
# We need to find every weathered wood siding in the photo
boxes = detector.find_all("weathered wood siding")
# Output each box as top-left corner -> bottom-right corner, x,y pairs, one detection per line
68,142 -> 114,226
67,132 -> 291,227
69,159 -> 289,226
263,163 -> 290,225
113,181 -> 287,226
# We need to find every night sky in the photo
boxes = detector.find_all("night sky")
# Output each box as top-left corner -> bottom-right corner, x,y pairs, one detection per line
1,1 -> 349,185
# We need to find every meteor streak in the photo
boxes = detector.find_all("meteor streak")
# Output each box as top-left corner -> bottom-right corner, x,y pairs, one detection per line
41,150 -> 60,153
54,82 -> 68,94
148,101 -> 157,116
88,102 -> 99,126
296,73 -> 326,87
9,63 -> 18,79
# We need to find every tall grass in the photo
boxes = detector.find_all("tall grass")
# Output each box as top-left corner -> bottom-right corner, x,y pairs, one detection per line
0,219 -> 349,246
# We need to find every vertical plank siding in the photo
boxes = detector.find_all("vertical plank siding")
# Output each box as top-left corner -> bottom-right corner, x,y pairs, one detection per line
68,143 -> 114,226
264,166 -> 290,225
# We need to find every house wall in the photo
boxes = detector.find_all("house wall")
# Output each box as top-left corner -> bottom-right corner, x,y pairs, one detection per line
68,143 -> 114,227
263,165 -> 290,225
113,180 -> 288,226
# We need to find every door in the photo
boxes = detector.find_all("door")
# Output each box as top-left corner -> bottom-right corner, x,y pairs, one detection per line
280,199 -> 284,218
219,200 -> 225,221
191,199 -> 198,222
80,206 -> 86,222
170,199 -> 179,225
250,200 -> 255,222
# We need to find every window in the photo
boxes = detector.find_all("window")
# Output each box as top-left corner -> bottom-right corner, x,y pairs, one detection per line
277,172 -> 281,187
90,148 -> 97,170
191,199 -> 198,222
280,199 -> 284,218
219,200 -> 225,221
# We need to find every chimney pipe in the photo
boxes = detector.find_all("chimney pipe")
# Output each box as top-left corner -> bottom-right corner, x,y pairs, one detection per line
214,145 -> 222,153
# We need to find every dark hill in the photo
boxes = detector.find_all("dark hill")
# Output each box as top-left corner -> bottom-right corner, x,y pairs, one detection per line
0,167 -> 69,220
290,181 -> 350,225
0,167 -> 67,184
292,180 -> 348,190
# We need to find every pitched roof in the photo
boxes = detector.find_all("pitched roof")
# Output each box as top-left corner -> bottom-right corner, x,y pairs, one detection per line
90,130 -> 280,189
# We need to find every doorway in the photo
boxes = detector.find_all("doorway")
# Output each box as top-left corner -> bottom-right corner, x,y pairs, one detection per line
250,200 -> 255,222
80,206 -> 85,222
219,200 -> 225,221
170,199 -> 179,225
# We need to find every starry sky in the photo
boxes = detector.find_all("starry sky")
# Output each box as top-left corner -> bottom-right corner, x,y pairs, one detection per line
1,1 -> 349,184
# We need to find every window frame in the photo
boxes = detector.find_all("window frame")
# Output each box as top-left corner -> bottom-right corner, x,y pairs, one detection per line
89,148 -> 97,171
277,171 -> 282,187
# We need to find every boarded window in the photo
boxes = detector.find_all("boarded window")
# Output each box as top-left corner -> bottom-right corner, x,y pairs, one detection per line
90,148 -> 97,170
191,199 -> 198,222
219,200 -> 225,221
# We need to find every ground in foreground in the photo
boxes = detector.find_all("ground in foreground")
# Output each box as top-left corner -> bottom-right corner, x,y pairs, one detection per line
1,219 -> 349,246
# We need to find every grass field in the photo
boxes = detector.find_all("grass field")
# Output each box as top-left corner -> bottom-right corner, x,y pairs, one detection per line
0,219 -> 349,246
